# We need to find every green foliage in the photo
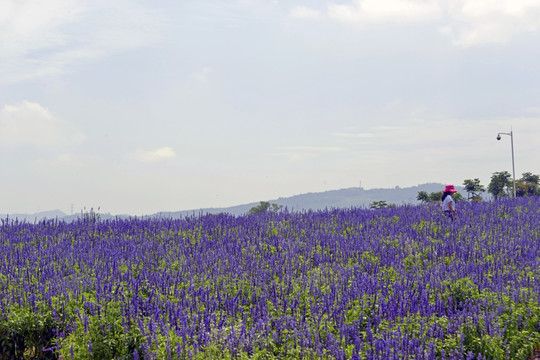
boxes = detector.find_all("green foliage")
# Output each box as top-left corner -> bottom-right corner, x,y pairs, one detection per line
520,172 -> 540,184
369,200 -> 388,209
463,178 -> 485,200
248,201 -> 283,215
429,191 -> 443,202
457,299 -> 540,360
440,277 -> 479,310
57,301 -> 143,360
416,191 -> 429,203
368,200 -> 396,209
488,171 -> 540,198
516,172 -> 540,197
488,171 -> 513,198
0,306 -> 58,359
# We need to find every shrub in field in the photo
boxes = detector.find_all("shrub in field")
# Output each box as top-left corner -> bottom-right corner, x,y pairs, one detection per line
0,197 -> 539,359
0,305 -> 58,359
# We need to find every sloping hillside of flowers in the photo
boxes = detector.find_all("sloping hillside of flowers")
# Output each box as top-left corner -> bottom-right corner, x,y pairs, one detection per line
0,197 -> 539,359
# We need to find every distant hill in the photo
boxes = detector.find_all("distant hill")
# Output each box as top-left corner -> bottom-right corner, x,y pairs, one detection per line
0,209 -> 128,223
1,183 -> 460,222
272,183 -> 449,211
157,183 -> 456,217
0,209 -> 69,223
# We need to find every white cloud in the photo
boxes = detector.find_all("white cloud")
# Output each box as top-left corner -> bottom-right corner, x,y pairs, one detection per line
443,0 -> 540,46
328,0 -> 441,24
135,147 -> 176,162
0,101 -> 85,147
289,6 -> 323,19
320,0 -> 540,46
0,0 -> 161,83
190,67 -> 215,83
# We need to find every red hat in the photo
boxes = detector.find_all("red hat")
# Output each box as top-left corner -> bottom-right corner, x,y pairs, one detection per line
444,184 -> 457,193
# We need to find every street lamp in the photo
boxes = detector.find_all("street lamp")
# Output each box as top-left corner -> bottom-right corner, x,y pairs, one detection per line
496,129 -> 516,197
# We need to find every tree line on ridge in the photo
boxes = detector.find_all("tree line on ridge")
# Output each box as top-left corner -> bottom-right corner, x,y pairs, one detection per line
416,171 -> 540,204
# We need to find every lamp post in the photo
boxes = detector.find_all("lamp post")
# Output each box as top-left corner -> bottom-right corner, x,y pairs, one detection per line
496,129 -> 516,197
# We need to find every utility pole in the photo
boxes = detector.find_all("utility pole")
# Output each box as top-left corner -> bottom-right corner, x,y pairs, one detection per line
496,129 -> 516,197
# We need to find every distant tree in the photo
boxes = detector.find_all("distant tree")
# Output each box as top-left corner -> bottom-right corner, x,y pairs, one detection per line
369,200 -> 388,209
248,201 -> 282,215
463,178 -> 485,201
488,171 -> 512,199
520,172 -> 540,184
429,191 -> 443,203
516,172 -> 540,197
417,191 -> 429,203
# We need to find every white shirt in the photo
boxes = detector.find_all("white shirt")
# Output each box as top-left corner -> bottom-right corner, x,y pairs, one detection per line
441,195 -> 455,212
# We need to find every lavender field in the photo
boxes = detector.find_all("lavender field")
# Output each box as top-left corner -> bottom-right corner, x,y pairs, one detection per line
1,197 -> 539,359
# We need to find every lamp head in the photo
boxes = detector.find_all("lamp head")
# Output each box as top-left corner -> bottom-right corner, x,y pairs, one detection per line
496,134 -> 501,140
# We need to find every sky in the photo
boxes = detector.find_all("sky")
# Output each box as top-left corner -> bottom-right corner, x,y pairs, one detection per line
1,0 -> 539,216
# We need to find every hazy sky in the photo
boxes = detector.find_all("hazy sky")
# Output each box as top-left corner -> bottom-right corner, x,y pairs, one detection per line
1,0 -> 539,215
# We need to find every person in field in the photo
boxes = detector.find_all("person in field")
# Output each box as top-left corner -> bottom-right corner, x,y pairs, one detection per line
441,184 -> 458,220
